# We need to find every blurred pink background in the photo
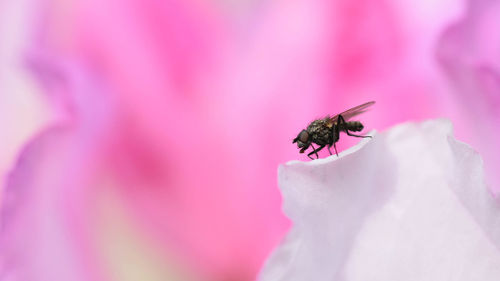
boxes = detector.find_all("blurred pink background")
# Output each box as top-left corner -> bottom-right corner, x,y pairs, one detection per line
1,0 -> 499,280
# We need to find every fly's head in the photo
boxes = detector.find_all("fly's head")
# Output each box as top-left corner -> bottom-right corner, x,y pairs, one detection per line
293,130 -> 311,153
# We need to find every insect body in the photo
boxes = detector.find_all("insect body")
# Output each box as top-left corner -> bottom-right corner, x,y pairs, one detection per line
293,101 -> 375,159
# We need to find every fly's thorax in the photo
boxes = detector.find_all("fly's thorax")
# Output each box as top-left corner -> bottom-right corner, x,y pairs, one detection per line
307,119 -> 327,130
307,119 -> 332,145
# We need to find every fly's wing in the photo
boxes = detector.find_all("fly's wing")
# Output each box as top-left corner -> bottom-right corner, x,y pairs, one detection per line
327,101 -> 375,125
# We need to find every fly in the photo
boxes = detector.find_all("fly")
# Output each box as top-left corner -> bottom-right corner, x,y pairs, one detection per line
293,101 -> 375,159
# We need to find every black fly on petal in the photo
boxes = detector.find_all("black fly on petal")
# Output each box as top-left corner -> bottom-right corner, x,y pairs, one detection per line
293,101 -> 375,159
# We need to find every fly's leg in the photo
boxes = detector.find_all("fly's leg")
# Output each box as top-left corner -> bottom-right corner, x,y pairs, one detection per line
329,141 -> 339,157
327,133 -> 340,157
337,115 -> 372,138
346,133 -> 371,138
308,144 -> 325,159
307,144 -> 317,160
311,144 -> 321,159
327,125 -> 334,155
307,153 -> 314,160
328,144 -> 337,156
329,121 -> 340,157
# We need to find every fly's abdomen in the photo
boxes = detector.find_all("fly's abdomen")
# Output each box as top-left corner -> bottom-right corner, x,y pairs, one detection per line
347,121 -> 364,132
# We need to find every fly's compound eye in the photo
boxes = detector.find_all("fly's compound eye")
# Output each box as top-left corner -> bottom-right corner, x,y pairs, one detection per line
298,130 -> 309,143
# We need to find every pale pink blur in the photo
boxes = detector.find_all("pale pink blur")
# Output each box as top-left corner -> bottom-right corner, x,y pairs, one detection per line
1,0 -> 499,280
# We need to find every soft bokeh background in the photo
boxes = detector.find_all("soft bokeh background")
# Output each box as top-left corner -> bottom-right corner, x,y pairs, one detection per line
1,0 -> 499,280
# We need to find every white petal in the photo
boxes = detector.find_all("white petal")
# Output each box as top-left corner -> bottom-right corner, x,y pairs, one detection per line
259,119 -> 500,281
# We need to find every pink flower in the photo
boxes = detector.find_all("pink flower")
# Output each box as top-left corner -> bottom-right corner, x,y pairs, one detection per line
437,0 -> 500,193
